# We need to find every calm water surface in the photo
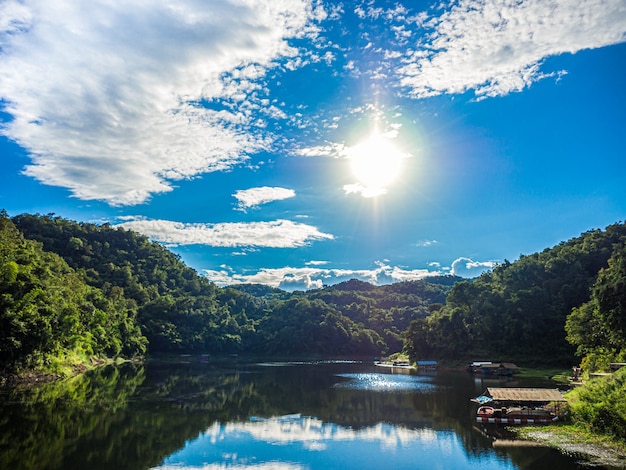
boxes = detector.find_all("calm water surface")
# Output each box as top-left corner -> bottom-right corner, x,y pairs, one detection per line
0,358 -> 600,469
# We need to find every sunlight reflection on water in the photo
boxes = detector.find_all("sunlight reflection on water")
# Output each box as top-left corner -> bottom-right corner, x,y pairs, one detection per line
333,373 -> 437,392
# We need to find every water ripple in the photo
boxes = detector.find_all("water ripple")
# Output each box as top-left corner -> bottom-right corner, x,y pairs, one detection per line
333,373 -> 437,393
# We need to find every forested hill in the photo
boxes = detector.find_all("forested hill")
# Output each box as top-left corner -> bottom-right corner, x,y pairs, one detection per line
5,211 -> 625,374
230,276 -> 458,353
301,277 -> 456,352
405,222 -> 626,366
0,213 -> 147,371
3,212 -> 455,372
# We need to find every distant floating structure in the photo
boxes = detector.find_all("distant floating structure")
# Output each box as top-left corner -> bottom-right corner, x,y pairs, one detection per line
468,361 -> 519,376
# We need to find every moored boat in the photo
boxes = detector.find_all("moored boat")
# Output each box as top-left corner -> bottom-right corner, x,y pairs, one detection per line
374,359 -> 415,369
476,405 -> 559,424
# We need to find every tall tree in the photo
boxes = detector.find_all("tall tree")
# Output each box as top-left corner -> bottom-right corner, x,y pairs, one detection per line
566,247 -> 626,369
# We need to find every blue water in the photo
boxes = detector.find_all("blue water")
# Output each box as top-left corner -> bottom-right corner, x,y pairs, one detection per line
155,415 -> 515,470
0,359 -> 591,469
149,360 -> 589,469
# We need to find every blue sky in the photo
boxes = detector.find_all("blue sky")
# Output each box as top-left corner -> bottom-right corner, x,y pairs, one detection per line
1,0 -> 625,290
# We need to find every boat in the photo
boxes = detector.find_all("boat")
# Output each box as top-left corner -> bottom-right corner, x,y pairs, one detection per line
468,362 -> 520,376
472,387 -> 566,425
374,359 -> 415,369
476,405 -> 559,424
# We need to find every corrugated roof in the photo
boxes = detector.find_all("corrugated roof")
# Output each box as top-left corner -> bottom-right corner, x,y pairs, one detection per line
486,387 -> 566,402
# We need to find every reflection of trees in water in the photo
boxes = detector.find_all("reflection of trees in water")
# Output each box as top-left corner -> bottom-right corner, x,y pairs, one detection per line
0,363 -> 146,469
0,360 -> 264,470
0,360 -> 574,469
243,366 -> 478,431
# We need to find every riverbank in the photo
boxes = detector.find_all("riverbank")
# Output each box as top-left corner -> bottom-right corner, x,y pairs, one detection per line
0,355 -> 140,388
515,424 -> 626,468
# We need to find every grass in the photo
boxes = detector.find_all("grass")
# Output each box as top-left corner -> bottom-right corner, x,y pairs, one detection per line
516,422 -> 626,451
514,422 -> 626,467
515,367 -> 572,383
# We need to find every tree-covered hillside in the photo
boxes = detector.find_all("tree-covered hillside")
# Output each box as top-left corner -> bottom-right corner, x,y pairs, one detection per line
303,277 -> 457,352
12,213 -> 250,356
229,277 -> 458,355
405,222 -> 626,365
0,212 -> 146,371
6,211 -> 624,374
5,213 -> 455,372
566,244 -> 626,371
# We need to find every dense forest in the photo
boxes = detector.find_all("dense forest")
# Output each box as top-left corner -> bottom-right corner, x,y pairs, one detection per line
2,210 -> 625,376
404,222 -> 626,367
1,212 -> 455,372
0,212 -> 146,370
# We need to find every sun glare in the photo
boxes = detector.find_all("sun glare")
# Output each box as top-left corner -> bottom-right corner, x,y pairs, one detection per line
346,132 -> 406,197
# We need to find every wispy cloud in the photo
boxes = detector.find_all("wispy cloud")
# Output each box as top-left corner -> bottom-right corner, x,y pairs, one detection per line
115,218 -> 333,248
0,1 -> 318,205
398,0 -> 626,98
305,260 -> 329,266
343,182 -> 387,198
294,142 -> 347,158
234,186 -> 296,211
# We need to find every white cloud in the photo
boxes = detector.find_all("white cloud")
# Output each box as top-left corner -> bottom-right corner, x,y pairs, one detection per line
0,1 -> 317,205
305,260 -> 329,266
450,257 -> 495,278
204,261 -> 447,290
115,218 -> 333,248
210,266 -> 332,290
398,0 -> 626,98
234,186 -> 296,210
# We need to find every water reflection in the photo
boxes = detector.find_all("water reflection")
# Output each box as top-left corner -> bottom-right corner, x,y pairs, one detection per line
0,359 -> 591,469
333,372 -> 437,393
0,362 -> 147,469
154,415 -> 515,470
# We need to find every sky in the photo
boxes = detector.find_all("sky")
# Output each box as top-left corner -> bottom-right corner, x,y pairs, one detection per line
1,0 -> 625,291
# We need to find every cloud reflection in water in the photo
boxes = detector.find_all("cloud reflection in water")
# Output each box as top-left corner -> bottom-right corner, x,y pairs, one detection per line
153,415 -> 515,470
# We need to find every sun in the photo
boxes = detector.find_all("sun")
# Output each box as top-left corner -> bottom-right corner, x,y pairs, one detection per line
346,131 -> 406,197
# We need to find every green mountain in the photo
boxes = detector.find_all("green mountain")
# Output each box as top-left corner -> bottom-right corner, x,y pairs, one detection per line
405,222 -> 626,366
5,211 -> 624,374
4,213 -> 454,370
0,212 -> 146,372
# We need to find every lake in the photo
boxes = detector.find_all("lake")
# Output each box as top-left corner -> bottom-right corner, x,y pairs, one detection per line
0,358 -> 596,469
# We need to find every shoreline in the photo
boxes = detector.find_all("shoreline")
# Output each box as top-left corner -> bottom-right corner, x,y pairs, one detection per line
0,356 -> 142,388
514,425 -> 626,468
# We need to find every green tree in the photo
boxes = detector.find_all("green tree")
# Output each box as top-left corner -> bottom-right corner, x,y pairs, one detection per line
566,247 -> 626,369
